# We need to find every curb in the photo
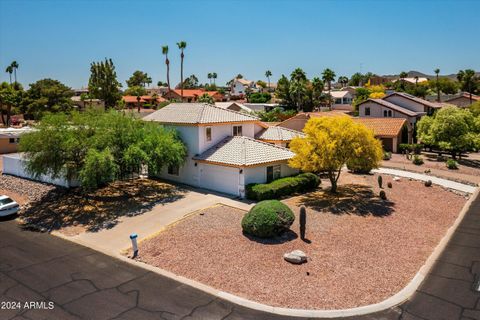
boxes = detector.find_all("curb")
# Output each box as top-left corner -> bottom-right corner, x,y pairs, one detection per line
52,188 -> 479,318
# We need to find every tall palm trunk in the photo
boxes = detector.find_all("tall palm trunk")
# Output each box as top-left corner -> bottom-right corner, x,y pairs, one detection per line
436,74 -> 440,102
166,56 -> 170,91
8,74 -> 11,84
180,51 -> 184,101
14,69 -> 17,84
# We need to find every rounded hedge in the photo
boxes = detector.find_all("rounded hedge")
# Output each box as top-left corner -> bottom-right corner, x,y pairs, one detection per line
241,200 -> 295,238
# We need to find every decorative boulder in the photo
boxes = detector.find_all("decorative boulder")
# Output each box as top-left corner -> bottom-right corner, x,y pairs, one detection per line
393,176 -> 401,181
283,250 -> 307,264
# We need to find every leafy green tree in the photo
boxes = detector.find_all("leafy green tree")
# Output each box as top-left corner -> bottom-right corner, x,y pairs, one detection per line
311,77 -> 324,108
124,86 -> 147,96
177,41 -> 187,100
248,92 -> 271,103
428,77 -> 458,95
0,82 -> 23,126
88,58 -> 121,108
20,110 -> 187,190
417,106 -> 480,159
469,101 -> 480,117
181,74 -> 199,89
457,69 -> 479,104
197,93 -> 214,104
256,107 -> 296,122
162,45 -> 171,90
349,72 -> 363,86
126,70 -> 152,88
21,79 -> 73,118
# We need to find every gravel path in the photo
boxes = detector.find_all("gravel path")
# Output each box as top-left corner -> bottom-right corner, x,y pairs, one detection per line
137,174 -> 467,310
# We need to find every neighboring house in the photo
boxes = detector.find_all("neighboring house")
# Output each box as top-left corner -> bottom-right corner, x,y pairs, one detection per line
383,92 -> 443,116
214,102 -> 253,113
231,78 -> 257,97
277,111 -> 349,132
330,90 -> 353,111
255,126 -> 305,148
0,127 -> 32,154
355,118 -> 407,153
145,86 -> 169,96
71,96 -> 105,111
445,92 -> 480,107
276,112 -> 407,152
164,89 -> 224,102
143,103 -> 298,197
343,86 -> 360,98
243,103 -> 279,112
122,95 -> 166,109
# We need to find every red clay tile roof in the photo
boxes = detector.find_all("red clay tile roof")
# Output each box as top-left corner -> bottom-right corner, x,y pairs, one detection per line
354,118 -> 406,137
123,95 -> 166,103
168,89 -> 221,98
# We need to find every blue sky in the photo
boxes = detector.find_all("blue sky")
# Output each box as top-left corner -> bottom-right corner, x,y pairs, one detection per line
1,0 -> 479,89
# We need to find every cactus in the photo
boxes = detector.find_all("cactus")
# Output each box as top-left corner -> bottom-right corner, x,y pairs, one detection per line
378,175 -> 383,188
299,206 -> 306,240
425,180 -> 432,187
387,182 -> 392,188
379,190 -> 387,200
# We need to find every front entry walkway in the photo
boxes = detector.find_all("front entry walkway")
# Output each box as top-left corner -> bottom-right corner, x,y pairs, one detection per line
373,168 -> 476,194
56,188 -> 253,253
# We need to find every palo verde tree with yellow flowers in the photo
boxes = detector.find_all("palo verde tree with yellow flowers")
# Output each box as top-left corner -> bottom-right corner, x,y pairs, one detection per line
289,116 -> 383,193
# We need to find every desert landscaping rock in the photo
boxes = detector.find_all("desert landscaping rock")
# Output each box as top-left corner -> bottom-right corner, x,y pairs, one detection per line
283,250 -> 307,264
136,173 -> 467,310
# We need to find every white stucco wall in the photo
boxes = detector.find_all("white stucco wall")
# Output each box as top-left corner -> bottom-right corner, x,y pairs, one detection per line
198,123 -> 257,153
2,153 -> 79,188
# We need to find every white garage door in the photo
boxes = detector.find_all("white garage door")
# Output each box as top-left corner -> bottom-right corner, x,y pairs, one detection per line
200,164 -> 239,196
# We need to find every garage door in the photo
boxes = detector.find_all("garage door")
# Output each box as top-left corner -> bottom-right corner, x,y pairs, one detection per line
200,164 -> 239,196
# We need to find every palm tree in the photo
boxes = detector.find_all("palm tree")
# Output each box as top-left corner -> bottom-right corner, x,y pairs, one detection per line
162,46 -> 170,91
399,71 -> 408,91
322,68 -> 336,108
414,76 -> 419,86
434,68 -> 440,102
338,76 -> 348,88
207,73 -> 212,85
5,66 -> 13,84
212,72 -> 217,85
176,41 -> 187,101
10,61 -> 18,84
265,70 -> 272,90
457,69 -> 477,104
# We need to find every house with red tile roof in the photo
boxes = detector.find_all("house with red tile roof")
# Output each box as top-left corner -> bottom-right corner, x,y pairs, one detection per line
122,95 -> 166,109
164,89 -> 224,102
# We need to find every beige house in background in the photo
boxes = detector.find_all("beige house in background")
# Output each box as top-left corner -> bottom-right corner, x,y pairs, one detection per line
0,127 -> 33,154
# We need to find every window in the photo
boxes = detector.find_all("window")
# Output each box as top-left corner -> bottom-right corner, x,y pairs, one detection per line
384,110 -> 388,117
233,125 -> 243,136
167,165 -> 179,176
266,165 -> 281,183
205,127 -> 212,142
365,107 -> 371,116
9,138 -> 15,144
388,110 -> 392,117
335,98 -> 342,104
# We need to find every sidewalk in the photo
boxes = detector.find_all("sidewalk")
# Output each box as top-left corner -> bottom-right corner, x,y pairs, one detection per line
373,168 -> 476,193
56,189 -> 253,253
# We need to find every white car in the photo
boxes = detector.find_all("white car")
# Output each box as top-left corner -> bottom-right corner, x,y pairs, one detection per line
0,195 -> 20,217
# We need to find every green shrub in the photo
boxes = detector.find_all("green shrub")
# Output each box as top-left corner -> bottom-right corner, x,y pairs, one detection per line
346,156 -> 378,173
245,173 -> 320,201
446,159 -> 458,169
399,143 -> 423,154
379,190 -> 387,200
412,155 -> 424,165
383,151 -> 392,160
425,180 -> 432,187
241,200 -> 295,238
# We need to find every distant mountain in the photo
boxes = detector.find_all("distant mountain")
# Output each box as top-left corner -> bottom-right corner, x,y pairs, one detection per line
380,70 -> 480,81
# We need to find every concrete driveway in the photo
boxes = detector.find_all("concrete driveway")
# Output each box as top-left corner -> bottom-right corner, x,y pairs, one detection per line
61,187 -> 253,253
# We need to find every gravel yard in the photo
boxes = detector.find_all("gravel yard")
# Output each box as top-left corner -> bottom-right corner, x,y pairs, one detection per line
0,174 -> 56,205
383,153 -> 480,185
137,173 -> 467,310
